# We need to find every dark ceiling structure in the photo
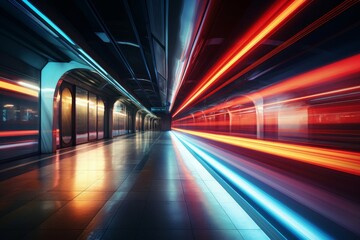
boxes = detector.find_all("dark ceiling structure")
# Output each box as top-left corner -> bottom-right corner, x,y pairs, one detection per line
4,0 -> 210,112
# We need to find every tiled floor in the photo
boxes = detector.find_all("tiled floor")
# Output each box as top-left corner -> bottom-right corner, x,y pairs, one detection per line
0,131 -> 268,240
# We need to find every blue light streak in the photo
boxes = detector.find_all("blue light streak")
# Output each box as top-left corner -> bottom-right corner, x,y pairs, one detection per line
172,131 -> 333,240
116,41 -> 140,48
22,0 -> 75,45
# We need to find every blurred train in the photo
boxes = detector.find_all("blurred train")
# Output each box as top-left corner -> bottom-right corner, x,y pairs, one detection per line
172,54 -> 360,239
173,54 -> 360,152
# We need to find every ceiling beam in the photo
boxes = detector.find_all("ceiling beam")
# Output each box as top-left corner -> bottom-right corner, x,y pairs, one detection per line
86,0 -> 154,106
122,0 -> 155,92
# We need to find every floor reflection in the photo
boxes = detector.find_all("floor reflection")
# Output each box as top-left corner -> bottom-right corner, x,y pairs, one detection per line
0,131 -> 268,239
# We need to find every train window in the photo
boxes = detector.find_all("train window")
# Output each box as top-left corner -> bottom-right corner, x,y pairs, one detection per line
89,93 -> 97,141
75,87 -> 88,144
61,87 -> 73,146
97,98 -> 104,139
113,100 -> 127,136
136,111 -> 142,131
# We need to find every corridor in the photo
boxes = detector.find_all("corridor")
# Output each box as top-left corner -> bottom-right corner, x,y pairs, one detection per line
0,132 -> 267,240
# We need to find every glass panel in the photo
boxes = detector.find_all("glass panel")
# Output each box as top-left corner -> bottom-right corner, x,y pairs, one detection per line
61,88 -> 72,144
128,112 -> 133,133
76,87 -> 88,144
0,77 -> 39,161
113,101 -> 119,136
97,98 -> 104,139
113,100 -> 127,136
136,112 -> 142,131
89,93 -> 97,140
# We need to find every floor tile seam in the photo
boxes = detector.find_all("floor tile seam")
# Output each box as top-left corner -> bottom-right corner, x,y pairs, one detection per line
0,190 -> 47,217
0,140 -> 115,175
199,183 -> 243,230
37,190 -> 82,202
95,228 -> 109,240
86,178 -> 128,197
103,133 -> 162,206
173,134 -> 242,231
187,160 -> 254,232
224,213 -> 264,231
137,226 -> 193,231
37,200 -> 108,231
172,132 -> 206,237
0,142 -> 104,173
78,133 -> 161,196
132,132 -> 163,172
139,133 -> 194,234
180,171 -> 197,237
38,226 -> 92,230
0,199 -> 73,234
112,201 -> 148,231
0,133 -> 159,237
179,141 -> 265,233
190,225 -> 239,230
80,199 -> 125,236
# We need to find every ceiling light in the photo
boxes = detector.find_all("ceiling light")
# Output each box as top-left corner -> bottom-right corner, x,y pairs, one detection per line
95,32 -> 110,43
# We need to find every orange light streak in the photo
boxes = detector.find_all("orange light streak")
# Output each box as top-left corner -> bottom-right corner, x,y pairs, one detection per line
182,85 -> 360,122
174,54 -> 360,123
199,0 -> 357,102
262,85 -> 360,108
0,80 -> 38,97
257,54 -> 360,98
173,0 -> 307,117
172,128 -> 360,176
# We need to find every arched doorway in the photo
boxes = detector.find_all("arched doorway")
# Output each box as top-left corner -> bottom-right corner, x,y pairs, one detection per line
60,83 -> 74,148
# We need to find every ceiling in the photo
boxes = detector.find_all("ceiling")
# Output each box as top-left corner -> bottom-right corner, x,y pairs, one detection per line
1,0 -> 359,117
8,0 -> 211,112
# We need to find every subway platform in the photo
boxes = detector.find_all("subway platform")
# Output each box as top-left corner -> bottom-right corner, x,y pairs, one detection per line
0,131 -> 267,240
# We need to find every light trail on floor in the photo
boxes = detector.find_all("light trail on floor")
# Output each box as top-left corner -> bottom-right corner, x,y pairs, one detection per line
172,128 -> 360,176
172,131 -> 332,240
170,131 -> 271,240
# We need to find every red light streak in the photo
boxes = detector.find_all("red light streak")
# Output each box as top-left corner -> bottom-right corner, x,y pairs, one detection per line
262,85 -> 360,108
173,0 -> 307,117
257,55 -> 360,98
174,54 -> 360,123
0,130 -> 39,137
172,128 -> 360,176
199,0 -> 357,102
179,85 -> 360,123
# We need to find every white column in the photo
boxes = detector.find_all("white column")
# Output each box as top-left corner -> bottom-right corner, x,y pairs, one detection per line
247,93 -> 264,139
41,61 -> 92,153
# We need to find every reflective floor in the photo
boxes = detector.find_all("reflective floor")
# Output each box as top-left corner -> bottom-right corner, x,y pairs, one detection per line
0,132 -> 267,240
